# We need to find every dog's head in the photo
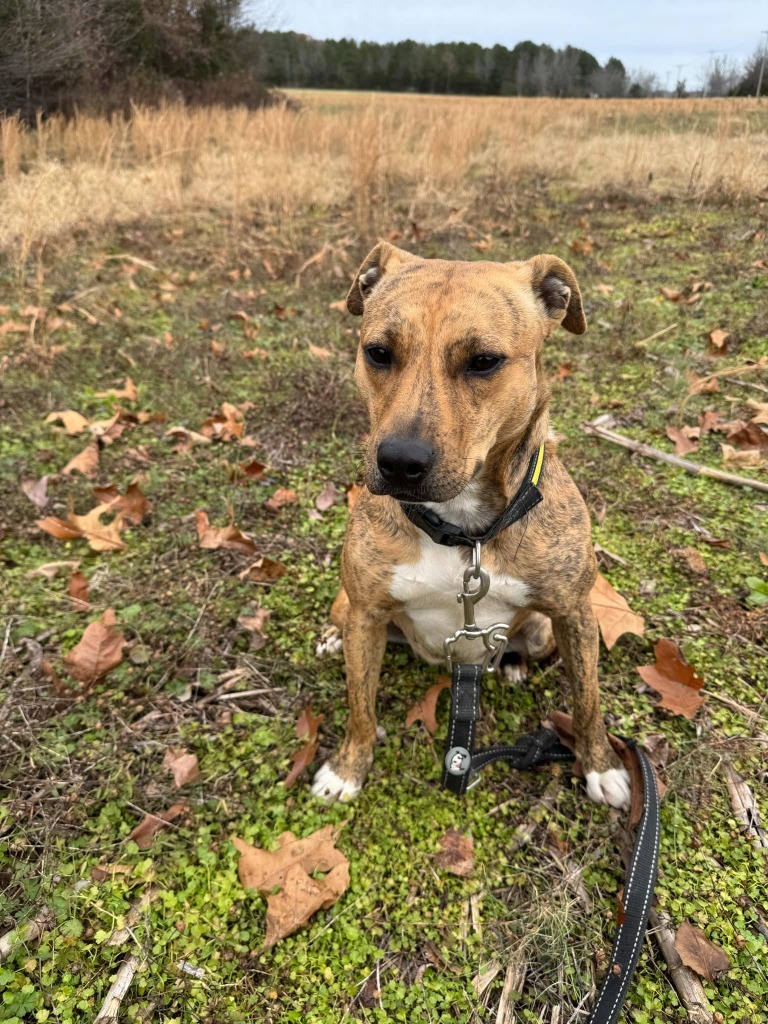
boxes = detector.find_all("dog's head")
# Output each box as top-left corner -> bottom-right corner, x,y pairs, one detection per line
347,242 -> 586,503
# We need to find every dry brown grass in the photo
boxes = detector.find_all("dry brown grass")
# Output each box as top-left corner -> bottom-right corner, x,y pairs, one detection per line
0,92 -> 766,268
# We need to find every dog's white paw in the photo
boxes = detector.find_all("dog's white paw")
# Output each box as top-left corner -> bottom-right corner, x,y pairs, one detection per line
315,625 -> 343,658
501,660 -> 528,684
585,767 -> 631,812
311,763 -> 361,803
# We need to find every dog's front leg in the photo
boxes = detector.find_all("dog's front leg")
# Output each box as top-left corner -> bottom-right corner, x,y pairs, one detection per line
551,605 -> 631,811
311,605 -> 387,802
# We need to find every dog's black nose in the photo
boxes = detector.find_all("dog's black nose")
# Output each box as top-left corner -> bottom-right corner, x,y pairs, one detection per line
377,435 -> 435,489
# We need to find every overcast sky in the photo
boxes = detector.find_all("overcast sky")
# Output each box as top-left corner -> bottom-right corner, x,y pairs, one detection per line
273,1 -> 766,84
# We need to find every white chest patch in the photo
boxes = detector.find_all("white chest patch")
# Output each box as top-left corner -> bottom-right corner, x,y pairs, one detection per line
389,538 -> 531,664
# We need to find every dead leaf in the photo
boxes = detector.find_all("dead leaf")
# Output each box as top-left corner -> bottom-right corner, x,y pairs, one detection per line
708,329 -> 730,357
265,488 -> 298,514
242,348 -> 268,360
569,236 -> 594,256
284,739 -> 319,788
128,802 -> 189,849
22,476 -> 50,511
27,560 -> 80,579
295,705 -> 324,741
95,377 -> 138,401
328,300 -> 347,312
263,860 -> 349,948
553,361 -> 573,381
91,482 -> 151,525
238,556 -> 286,584
434,828 -> 474,877
405,676 -> 452,736
68,570 -> 90,610
747,399 -> 768,425
698,410 -> 726,436
67,504 -> 127,551
165,426 -> 213,452
665,424 -> 698,457
674,921 -> 731,981
674,547 -> 707,576
37,503 -> 127,552
238,609 -> 270,635
200,402 -> 245,442
760,552 -> 768,567
687,371 -> 720,396
595,283 -> 614,294
63,609 -> 125,685
61,443 -> 100,478
725,420 -> 768,453
233,825 -> 347,895
315,482 -> 341,512
636,638 -> 705,718
45,410 -> 89,435
90,863 -> 134,882
196,511 -> 258,555
227,459 -> 267,483
589,573 -> 645,650
308,342 -> 333,361
721,444 -> 764,469
163,748 -> 201,788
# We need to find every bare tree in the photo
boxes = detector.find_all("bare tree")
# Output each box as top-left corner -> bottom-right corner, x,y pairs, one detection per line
699,54 -> 740,97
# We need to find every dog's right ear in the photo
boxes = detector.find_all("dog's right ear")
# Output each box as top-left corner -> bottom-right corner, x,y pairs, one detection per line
346,242 -> 419,315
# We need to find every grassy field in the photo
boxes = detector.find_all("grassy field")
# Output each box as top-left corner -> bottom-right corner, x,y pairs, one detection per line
1,93 -> 768,1024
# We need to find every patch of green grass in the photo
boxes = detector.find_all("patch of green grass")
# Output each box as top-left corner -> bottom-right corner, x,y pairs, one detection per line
1,190 -> 767,1023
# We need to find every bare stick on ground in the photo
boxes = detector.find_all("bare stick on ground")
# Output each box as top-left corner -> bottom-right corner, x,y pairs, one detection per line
648,909 -> 715,1024
583,418 -> 768,494
0,906 -> 54,963
496,951 -> 528,1024
724,765 -> 768,849
94,955 -> 141,1023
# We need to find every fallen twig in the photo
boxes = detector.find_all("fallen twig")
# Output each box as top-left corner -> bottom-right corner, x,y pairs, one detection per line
648,909 -> 715,1023
94,954 -> 141,1023
724,765 -> 768,849
0,906 -> 55,962
583,418 -> 768,494
496,950 -> 527,1024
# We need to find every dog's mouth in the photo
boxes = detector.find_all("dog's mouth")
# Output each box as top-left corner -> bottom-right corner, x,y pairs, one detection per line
366,469 -> 469,505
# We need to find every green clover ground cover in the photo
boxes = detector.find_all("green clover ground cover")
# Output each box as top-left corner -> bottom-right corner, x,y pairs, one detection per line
1,190 -> 767,1023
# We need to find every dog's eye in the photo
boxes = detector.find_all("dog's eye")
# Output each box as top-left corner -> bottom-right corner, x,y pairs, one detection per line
467,354 -> 503,375
364,346 -> 393,367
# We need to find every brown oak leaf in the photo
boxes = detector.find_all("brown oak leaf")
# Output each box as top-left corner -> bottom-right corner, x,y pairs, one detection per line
265,488 -> 298,513
674,921 -> 731,981
196,510 -> 258,554
405,676 -> 452,736
163,748 -> 201,788
589,573 -> 645,650
128,802 -> 189,849
636,638 -> 704,718
434,828 -> 474,877
63,609 -> 125,685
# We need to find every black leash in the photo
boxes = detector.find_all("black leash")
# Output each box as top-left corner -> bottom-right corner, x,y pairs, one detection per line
441,664 -> 660,1024
400,441 -> 660,1020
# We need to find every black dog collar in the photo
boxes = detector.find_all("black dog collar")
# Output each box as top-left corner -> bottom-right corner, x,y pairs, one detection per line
400,444 -> 545,548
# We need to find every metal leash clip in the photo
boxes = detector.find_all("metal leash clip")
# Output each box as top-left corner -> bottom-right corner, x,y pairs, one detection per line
443,541 -> 509,673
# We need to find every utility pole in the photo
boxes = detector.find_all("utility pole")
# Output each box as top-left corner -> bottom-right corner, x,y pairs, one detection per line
757,30 -> 768,98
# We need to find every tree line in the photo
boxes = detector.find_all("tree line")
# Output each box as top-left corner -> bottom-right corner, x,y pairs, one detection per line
0,0 -> 268,119
237,32 -> 631,98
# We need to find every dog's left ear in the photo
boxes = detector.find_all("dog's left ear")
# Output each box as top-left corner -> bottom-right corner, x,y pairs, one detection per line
523,254 -> 587,335
347,242 -> 419,315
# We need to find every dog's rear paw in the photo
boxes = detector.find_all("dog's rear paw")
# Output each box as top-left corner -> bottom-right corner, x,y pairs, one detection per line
311,762 -> 361,803
585,767 -> 631,812
315,625 -> 343,658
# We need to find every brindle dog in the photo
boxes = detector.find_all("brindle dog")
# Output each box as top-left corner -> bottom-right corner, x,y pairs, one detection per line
311,242 -> 630,811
